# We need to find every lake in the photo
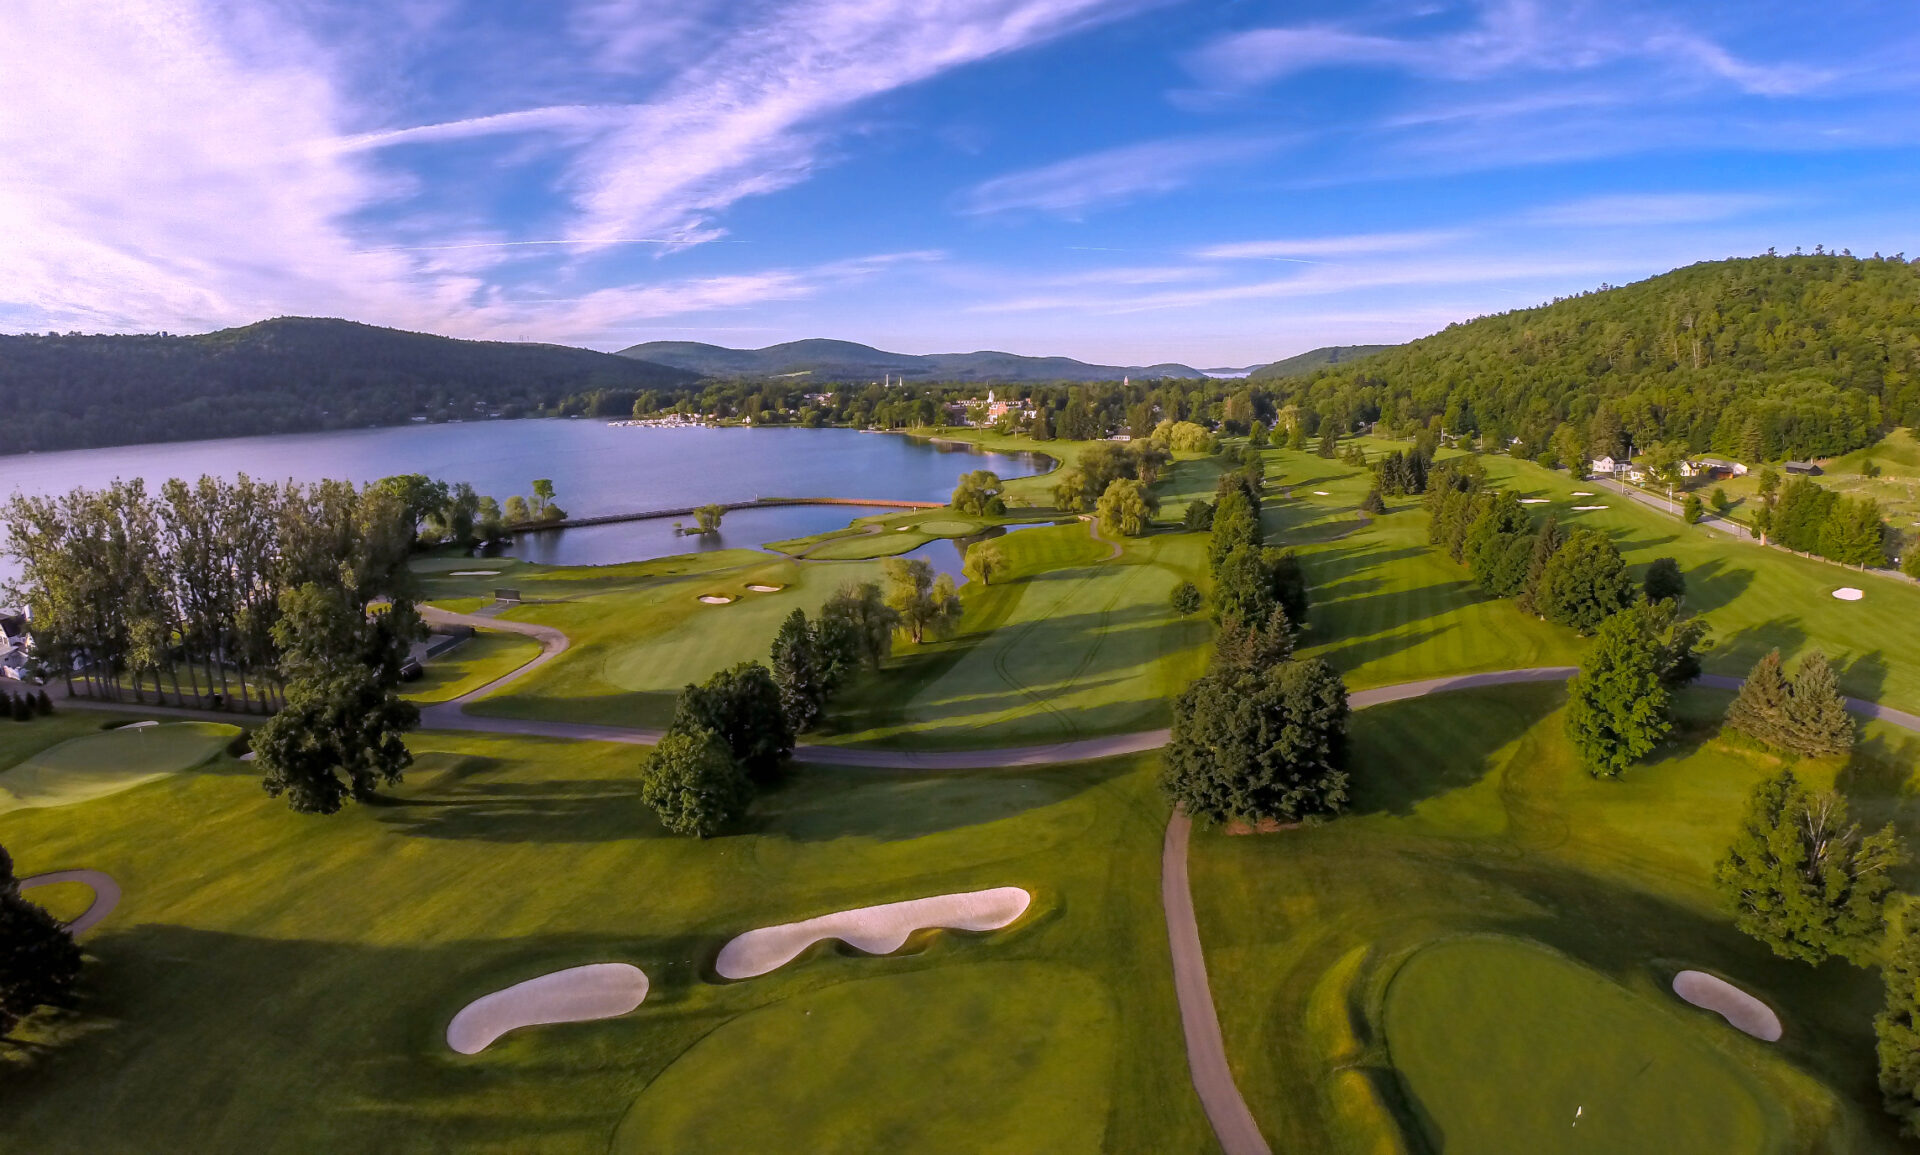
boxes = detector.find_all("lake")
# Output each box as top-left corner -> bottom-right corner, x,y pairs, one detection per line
0,421 -> 1046,568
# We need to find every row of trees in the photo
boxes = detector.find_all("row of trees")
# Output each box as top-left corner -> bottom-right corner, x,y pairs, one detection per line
1756,474 -> 1889,567
1049,441 -> 1169,511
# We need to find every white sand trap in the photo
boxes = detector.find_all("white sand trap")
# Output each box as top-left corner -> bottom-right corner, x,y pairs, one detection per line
446,963 -> 648,1055
1572,505 -> 1609,511
123,720 -> 159,730
1834,587 -> 1864,601
895,526 -> 915,531
1572,491 -> 1594,496
1520,498 -> 1550,504
1313,490 -> 1331,496
697,595 -> 733,605
448,570 -> 500,576
1672,970 -> 1782,1041
715,887 -> 1032,980
239,751 -> 257,762
745,584 -> 784,593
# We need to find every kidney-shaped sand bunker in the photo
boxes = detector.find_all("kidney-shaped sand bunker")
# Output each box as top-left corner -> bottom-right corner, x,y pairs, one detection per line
446,963 -> 649,1054
715,887 -> 1032,980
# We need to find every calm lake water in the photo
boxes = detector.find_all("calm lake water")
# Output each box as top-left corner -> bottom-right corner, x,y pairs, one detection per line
0,421 -> 1044,568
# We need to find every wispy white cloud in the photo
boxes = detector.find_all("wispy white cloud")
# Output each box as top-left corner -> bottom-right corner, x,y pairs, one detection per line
1193,231 -> 1467,261
1187,0 -> 1826,97
961,135 -> 1277,217
1521,192 -> 1785,228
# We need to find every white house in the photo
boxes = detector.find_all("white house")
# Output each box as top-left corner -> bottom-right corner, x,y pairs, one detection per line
1589,455 -> 1624,476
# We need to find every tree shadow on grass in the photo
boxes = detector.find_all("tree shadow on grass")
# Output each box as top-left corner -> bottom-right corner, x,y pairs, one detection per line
1345,686 -> 1556,816
749,763 -> 1113,843
1710,619 -> 1809,677
1837,732 -> 1920,888
1839,650 -> 1889,703
371,779 -> 652,843
1684,558 -> 1755,615
3,924 -> 735,1152
1300,545 -> 1433,589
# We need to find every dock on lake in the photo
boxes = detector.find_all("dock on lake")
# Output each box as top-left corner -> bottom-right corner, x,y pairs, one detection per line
507,496 -> 944,532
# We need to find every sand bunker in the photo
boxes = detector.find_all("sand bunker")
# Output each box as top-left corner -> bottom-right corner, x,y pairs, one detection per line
1834,587 -> 1864,601
1572,491 -> 1594,496
123,720 -> 159,730
1572,505 -> 1609,511
697,595 -> 733,605
1313,490 -> 1331,496
449,570 -> 500,576
1519,498 -> 1549,504
446,963 -> 649,1055
745,584 -> 784,593
1672,970 -> 1782,1041
715,887 -> 1032,980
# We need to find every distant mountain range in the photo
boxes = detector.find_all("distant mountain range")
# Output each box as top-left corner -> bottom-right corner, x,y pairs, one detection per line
1246,344 -> 1398,381
616,337 -> 1213,383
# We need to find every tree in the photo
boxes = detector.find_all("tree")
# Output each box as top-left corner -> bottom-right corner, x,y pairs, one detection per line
817,581 -> 898,685
253,583 -> 421,814
531,478 -> 557,517
1097,478 -> 1158,537
1360,488 -> 1386,515
1170,580 -> 1203,616
0,850 -> 83,1036
962,540 -> 1008,586
1715,769 -> 1904,965
1642,556 -> 1685,604
693,503 -> 725,534
949,470 -> 1005,516
1877,918 -> 1920,1135
1212,605 -> 1295,672
882,557 -> 961,644
503,494 -> 531,524
1726,649 -> 1856,757
1537,528 -> 1634,633
1515,515 -> 1566,616
1211,545 -> 1274,625
1181,500 -> 1214,532
1160,657 -> 1350,826
1682,493 -> 1705,524
672,662 -> 793,782
1563,603 -> 1674,777
1248,420 -> 1269,448
1783,650 -> 1856,756
1051,468 -> 1089,511
769,609 -> 826,732
1208,490 -> 1260,567
1821,495 -> 1889,567
1711,486 -> 1730,512
1725,650 -> 1795,750
1316,426 -> 1339,458
639,726 -> 749,838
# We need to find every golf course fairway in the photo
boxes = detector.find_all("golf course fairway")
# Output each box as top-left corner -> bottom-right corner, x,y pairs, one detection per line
1383,937 -> 1780,1154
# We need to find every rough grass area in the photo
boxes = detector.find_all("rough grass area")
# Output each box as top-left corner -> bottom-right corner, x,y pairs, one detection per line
1259,440 -> 1920,712
817,516 -> 1211,749
0,720 -> 239,813
1385,937 -> 1778,1153
1191,681 -> 1917,1152
0,734 -> 1208,1153
404,631 -> 545,704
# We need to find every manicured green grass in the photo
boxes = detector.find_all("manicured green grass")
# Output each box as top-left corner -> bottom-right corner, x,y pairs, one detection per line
469,554 -> 889,727
817,519 -> 1212,749
1191,682 -> 1916,1152
1258,441 -> 1920,712
1385,937 -> 1778,1153
0,731 -> 1208,1153
403,631 -> 545,704
799,529 -> 932,559
0,720 -> 238,814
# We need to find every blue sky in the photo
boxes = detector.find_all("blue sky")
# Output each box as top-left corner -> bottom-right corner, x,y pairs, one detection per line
3,0 -> 1917,365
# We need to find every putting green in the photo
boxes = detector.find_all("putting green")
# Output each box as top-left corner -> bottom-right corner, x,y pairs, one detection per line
913,518 -> 986,537
0,721 -> 236,813
1384,937 -> 1780,1154
614,963 -> 1115,1153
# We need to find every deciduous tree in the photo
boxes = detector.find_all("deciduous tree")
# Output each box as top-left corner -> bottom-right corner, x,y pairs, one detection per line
882,557 -> 962,644
1160,657 -> 1350,826
639,726 -> 749,838
769,609 -> 826,732
962,540 -> 1007,586
1096,478 -> 1157,537
671,661 -> 793,782
1538,528 -> 1634,633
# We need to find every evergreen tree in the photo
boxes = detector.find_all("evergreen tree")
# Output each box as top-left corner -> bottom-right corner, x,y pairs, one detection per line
1262,546 -> 1310,627
1211,545 -> 1273,625
1714,769 -> 1904,965
1682,493 -> 1705,524
769,609 -> 826,733
1208,490 -> 1261,568
1515,515 -> 1566,616
1169,580 -> 1204,616
1725,650 -> 1795,750
1564,603 -> 1673,777
1316,426 -> 1339,458
1160,657 -> 1350,826
1211,606 -> 1295,672
34,689 -> 51,715
1360,487 -> 1386,515
1784,650 -> 1856,756
639,726 -> 750,839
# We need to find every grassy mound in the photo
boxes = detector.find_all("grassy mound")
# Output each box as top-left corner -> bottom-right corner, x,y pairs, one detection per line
614,963 -> 1115,1153
912,518 -> 986,537
403,631 -> 544,703
1385,937 -> 1777,1153
0,721 -> 237,813
802,531 -> 932,560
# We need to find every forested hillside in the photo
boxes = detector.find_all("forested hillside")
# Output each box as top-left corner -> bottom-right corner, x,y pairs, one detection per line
0,318 -> 697,454
1256,254 -> 1920,461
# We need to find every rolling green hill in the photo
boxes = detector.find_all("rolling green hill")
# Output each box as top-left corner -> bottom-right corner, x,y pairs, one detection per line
1243,343 -> 1397,380
1260,254 -> 1920,462
0,317 -> 697,453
